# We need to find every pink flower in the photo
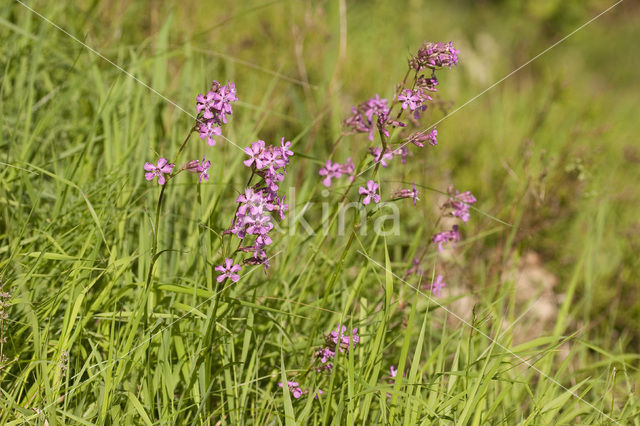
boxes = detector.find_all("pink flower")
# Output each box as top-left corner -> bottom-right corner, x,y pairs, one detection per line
183,157 -> 211,182
359,180 -> 381,205
214,258 -> 242,283
398,89 -> 423,111
432,225 -> 460,251
391,182 -> 420,205
445,187 -> 477,222
278,381 -> 303,399
318,160 -> 343,187
144,158 -> 174,185
199,121 -> 222,146
243,140 -> 266,168
369,147 -> 394,168
430,275 -> 446,297
407,127 -> 437,148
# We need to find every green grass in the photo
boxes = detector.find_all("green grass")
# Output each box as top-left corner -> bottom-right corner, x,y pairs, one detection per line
1,0 -> 639,424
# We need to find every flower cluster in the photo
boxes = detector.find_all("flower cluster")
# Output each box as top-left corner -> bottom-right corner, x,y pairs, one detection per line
144,80 -> 238,185
398,88 -> 433,119
432,225 -> 460,252
409,41 -> 459,70
196,80 -> 237,146
318,41 -> 460,208
431,186 -> 476,252
318,158 -> 355,187
444,187 -> 477,222
344,95 -> 390,142
314,324 -> 360,372
278,381 -> 303,399
407,127 -> 438,147
428,275 -> 446,297
227,138 -> 293,269
368,146 -> 408,168
278,382 -> 324,400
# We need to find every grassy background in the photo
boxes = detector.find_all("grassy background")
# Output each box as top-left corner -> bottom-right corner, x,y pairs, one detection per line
1,0 -> 639,423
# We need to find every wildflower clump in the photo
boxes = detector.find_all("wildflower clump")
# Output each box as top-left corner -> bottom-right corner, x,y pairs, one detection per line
314,324 -> 360,372
196,80 -> 237,146
226,137 -> 294,270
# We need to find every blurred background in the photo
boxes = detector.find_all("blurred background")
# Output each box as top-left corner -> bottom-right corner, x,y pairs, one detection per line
3,0 -> 638,345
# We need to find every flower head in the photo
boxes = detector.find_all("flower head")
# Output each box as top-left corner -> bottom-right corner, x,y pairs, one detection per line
319,160 -> 343,187
344,95 -> 392,141
398,89 -> 423,111
195,80 -> 237,147
429,275 -> 446,297
407,127 -> 437,148
390,365 -> 398,378
444,187 -> 477,222
314,324 -> 359,371
196,157 -> 212,182
391,182 -> 420,205
278,381 -> 303,399
359,180 -> 381,205
410,41 -> 459,70
144,158 -> 174,185
369,147 -> 394,168
214,258 -> 242,283
432,225 -> 460,251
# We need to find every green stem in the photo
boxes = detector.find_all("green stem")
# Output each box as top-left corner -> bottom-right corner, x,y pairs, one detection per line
142,123 -> 197,413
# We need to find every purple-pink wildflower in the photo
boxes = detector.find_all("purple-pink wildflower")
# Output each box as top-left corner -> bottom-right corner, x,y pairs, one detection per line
214,258 -> 242,283
359,180 -> 381,205
407,127 -> 438,148
278,381 -> 303,399
230,138 -> 293,269
429,275 -> 446,297
196,80 -> 237,123
398,89 -> 423,111
390,365 -> 398,378
444,187 -> 477,222
183,156 -> 211,182
369,147 -> 395,168
314,324 -> 359,371
416,75 -> 439,92
196,80 -> 237,146
344,95 -> 391,141
328,324 -> 360,351
410,41 -> 459,70
198,120 -> 222,147
144,158 -> 174,185
432,225 -> 460,252
318,158 -> 355,187
391,182 -> 420,205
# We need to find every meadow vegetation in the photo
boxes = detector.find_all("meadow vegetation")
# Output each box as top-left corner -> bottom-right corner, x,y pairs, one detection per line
1,0 -> 639,423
